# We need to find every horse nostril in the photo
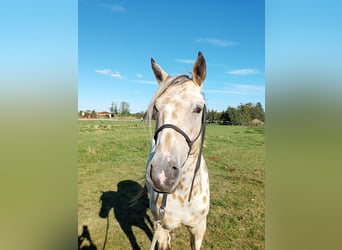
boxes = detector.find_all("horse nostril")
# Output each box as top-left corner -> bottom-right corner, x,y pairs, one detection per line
149,164 -> 153,179
172,166 -> 178,172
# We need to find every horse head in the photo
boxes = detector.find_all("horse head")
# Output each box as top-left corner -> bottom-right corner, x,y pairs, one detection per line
145,52 -> 206,194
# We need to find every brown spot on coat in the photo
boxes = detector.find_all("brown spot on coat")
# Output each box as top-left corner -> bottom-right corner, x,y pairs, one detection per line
193,190 -> 198,196
162,133 -> 172,152
172,112 -> 178,120
177,195 -> 184,205
201,209 -> 206,215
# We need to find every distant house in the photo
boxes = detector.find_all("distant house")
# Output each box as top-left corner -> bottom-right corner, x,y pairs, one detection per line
98,111 -> 112,119
249,118 -> 264,126
81,110 -> 97,119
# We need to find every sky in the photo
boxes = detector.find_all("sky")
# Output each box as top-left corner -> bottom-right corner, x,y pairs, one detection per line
78,0 -> 265,113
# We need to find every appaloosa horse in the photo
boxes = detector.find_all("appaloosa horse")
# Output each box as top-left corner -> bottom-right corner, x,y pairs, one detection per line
145,52 -> 210,250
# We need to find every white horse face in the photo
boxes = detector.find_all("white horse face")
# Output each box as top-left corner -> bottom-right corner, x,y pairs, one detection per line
145,52 -> 206,194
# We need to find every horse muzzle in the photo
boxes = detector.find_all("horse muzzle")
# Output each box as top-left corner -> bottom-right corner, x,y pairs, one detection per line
146,154 -> 181,193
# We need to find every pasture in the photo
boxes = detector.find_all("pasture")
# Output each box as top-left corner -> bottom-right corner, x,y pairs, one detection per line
78,120 -> 264,249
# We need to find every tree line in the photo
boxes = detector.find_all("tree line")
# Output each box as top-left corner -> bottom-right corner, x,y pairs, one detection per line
80,101 -> 265,125
115,101 -> 265,125
206,102 -> 265,125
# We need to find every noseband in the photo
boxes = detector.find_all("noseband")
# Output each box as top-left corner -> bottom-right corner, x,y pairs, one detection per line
152,105 -> 207,203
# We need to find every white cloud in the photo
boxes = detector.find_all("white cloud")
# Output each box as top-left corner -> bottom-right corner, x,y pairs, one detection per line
100,4 -> 126,12
227,69 -> 259,75
174,59 -> 195,64
95,69 -> 124,79
95,69 -> 111,75
135,80 -> 157,85
111,72 -> 123,79
205,84 -> 264,95
232,84 -> 264,92
196,38 -> 238,47
111,5 -> 126,12
205,89 -> 247,95
136,73 -> 143,78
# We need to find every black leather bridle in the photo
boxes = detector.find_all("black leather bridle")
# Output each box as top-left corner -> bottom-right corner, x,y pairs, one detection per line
152,104 -> 207,217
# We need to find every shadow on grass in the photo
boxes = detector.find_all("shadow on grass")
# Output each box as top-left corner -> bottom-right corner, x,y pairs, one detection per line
99,180 -> 153,250
78,225 -> 98,250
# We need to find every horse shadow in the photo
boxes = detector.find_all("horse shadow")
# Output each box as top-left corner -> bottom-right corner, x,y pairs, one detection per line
99,180 -> 153,250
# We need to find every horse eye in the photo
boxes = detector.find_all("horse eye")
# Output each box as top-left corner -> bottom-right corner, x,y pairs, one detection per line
193,105 -> 202,113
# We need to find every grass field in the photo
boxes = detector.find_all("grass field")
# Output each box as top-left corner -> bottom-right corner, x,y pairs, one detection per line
78,120 -> 265,249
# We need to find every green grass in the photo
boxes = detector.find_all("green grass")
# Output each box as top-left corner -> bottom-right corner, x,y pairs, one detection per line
78,120 -> 264,249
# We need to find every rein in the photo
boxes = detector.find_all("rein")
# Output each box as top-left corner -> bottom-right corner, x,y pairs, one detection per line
152,105 -> 207,219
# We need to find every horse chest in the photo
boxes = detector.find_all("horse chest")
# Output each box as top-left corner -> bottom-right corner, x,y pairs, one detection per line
163,193 -> 209,229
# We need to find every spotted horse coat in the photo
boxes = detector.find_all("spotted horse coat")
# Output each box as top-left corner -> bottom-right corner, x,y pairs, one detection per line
144,52 -> 210,250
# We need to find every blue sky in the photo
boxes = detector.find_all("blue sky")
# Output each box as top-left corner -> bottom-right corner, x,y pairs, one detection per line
79,0 -> 265,113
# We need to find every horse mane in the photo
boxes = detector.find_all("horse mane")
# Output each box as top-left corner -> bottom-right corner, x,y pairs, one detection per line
146,74 -> 191,126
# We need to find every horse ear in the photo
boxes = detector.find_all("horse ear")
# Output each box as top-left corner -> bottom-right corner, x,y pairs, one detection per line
192,51 -> 206,86
151,58 -> 169,85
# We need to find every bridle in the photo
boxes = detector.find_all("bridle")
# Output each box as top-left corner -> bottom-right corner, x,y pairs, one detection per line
153,104 -> 207,187
152,104 -> 207,219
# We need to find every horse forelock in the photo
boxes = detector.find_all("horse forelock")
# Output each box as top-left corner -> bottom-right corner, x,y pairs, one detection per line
147,74 -> 191,126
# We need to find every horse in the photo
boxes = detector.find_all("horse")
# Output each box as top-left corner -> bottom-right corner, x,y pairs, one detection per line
142,51 -> 210,250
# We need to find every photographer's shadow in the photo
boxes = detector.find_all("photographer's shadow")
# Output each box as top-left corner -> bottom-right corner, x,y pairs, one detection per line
78,225 -> 97,250
99,180 -> 153,250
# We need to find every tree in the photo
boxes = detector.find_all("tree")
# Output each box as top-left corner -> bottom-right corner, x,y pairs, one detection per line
207,109 -> 220,123
119,101 -> 130,115
227,107 -> 240,125
237,102 -> 253,125
91,109 -> 97,118
251,102 -> 265,122
110,102 -> 118,116
220,109 -> 232,125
